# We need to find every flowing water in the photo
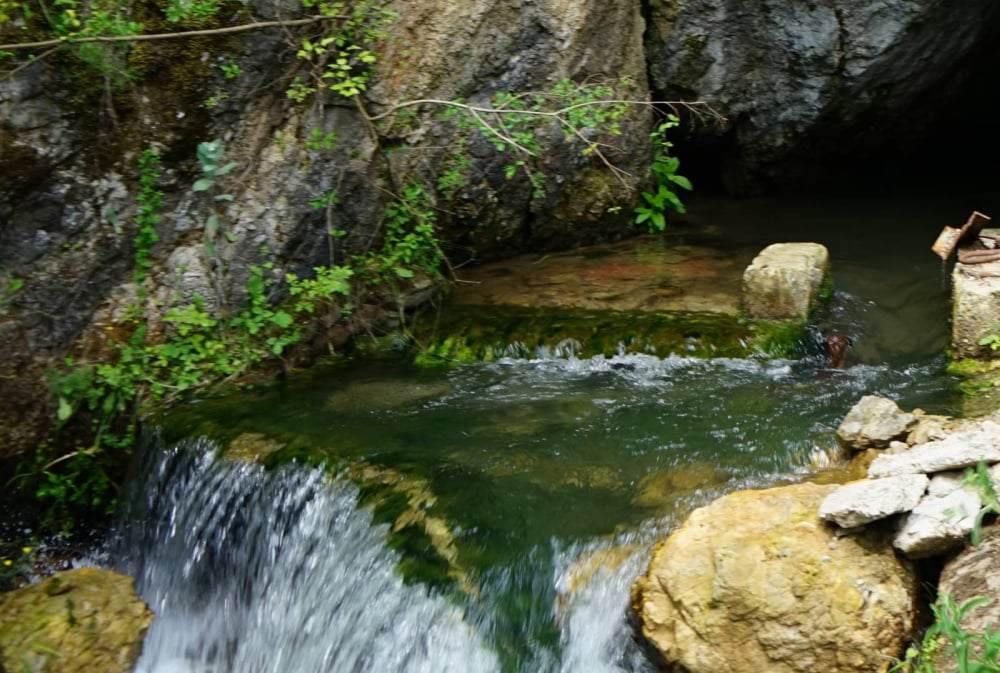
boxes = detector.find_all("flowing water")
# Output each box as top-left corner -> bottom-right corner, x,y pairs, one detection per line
112,188 -> 983,673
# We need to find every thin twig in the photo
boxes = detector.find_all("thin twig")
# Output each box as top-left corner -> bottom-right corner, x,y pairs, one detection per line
0,14 -> 345,51
366,98 -> 723,124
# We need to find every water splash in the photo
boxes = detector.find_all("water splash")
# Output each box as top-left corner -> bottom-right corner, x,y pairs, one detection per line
553,538 -> 656,673
115,437 -> 500,673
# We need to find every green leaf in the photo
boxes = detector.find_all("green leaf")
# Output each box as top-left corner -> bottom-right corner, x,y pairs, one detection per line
215,162 -> 238,177
393,267 -> 415,278
214,193 -> 234,202
669,174 -> 693,191
57,397 -> 74,422
271,311 -> 293,328
192,178 -> 214,192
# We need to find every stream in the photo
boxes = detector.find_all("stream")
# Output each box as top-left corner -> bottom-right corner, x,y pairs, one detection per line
111,187 -> 984,673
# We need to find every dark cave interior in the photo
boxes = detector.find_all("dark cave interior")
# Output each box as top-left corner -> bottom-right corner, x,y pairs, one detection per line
671,12 -> 1000,214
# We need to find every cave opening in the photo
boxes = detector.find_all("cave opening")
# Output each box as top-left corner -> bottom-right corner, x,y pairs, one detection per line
668,10 -> 1000,217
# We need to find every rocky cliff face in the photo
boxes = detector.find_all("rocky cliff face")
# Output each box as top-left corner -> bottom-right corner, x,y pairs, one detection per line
1,0 -> 998,457
648,0 -> 1000,190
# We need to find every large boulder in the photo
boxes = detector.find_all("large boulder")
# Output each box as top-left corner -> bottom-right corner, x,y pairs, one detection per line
934,526 -> 1000,673
632,482 -> 917,673
0,567 -> 153,673
741,243 -> 829,321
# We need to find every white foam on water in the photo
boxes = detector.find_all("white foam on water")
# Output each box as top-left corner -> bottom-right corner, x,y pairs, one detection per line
118,439 -> 499,673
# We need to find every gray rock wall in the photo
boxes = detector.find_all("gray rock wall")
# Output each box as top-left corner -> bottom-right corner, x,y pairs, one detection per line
646,0 -> 1000,190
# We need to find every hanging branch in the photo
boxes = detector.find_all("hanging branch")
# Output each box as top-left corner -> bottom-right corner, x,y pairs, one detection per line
0,14 -> 345,51
364,98 -> 725,188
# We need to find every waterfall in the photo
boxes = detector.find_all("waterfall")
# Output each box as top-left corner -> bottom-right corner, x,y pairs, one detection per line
115,437 -> 500,673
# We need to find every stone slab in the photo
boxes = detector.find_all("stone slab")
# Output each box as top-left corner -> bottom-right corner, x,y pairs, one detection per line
818,474 -> 929,528
952,261 -> 1000,359
893,473 -> 984,558
868,421 -> 1000,478
741,242 -> 829,321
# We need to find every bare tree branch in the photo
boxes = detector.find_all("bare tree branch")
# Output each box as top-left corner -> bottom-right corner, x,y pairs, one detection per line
0,14 -> 345,51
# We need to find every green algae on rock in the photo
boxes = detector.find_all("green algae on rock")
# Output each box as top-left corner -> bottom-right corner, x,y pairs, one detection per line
411,305 -> 810,365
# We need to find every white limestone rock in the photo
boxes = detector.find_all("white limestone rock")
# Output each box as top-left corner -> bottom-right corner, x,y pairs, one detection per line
893,472 -> 984,558
952,261 -> 1000,358
837,396 -> 917,451
818,474 -> 929,528
741,243 -> 829,321
868,421 -> 1000,478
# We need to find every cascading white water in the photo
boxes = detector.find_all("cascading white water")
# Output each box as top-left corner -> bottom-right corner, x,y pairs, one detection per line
116,438 -> 501,673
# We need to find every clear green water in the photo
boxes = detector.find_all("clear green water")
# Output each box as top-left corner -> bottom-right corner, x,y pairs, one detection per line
162,350 -> 957,555
140,186 -> 979,672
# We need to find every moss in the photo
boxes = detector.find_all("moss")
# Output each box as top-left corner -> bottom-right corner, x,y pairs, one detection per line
410,305 -> 814,365
743,320 -> 809,359
945,358 -> 1000,400
815,271 -> 835,304
947,358 -> 993,378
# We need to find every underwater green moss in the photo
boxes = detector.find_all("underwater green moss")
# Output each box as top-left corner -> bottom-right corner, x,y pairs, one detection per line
411,305 -> 813,365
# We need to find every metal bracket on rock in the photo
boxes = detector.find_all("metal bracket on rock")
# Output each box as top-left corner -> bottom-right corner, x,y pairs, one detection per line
931,211 -> 993,262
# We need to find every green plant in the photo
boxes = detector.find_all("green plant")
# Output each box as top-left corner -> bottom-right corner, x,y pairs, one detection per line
363,183 -> 443,281
634,114 -> 692,232
435,149 -> 472,200
0,270 -> 24,313
309,188 -> 340,212
287,0 -> 397,103
39,0 -> 142,87
164,0 -> 220,23
305,127 -> 338,151
133,149 -> 163,293
892,594 -> 1000,673
962,461 -> 1000,545
287,264 -> 353,314
192,139 -> 237,260
219,60 -> 241,78
432,77 -> 636,201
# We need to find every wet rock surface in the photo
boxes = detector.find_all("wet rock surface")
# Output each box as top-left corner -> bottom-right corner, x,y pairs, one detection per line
451,233 -> 747,315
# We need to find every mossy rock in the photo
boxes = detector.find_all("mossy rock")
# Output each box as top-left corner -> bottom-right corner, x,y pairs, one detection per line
0,568 -> 153,673
411,305 -> 812,364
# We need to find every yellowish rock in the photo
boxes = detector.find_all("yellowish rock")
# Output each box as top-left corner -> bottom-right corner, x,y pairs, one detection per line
632,482 -> 916,673
0,567 -> 153,673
